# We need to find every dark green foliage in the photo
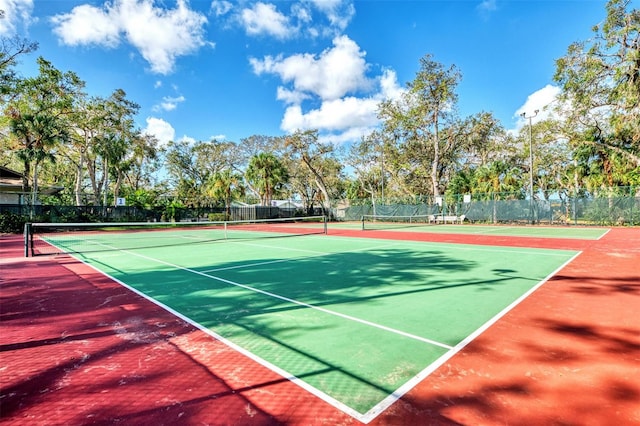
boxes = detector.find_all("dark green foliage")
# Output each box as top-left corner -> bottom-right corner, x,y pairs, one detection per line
0,212 -> 27,234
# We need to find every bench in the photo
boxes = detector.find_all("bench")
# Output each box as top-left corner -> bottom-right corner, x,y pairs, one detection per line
428,214 -> 465,224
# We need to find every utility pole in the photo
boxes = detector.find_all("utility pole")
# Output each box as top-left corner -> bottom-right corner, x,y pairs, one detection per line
520,110 -> 538,224
380,139 -> 385,203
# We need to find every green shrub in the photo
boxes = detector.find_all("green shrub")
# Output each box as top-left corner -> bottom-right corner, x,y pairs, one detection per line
0,212 -> 28,234
208,213 -> 226,221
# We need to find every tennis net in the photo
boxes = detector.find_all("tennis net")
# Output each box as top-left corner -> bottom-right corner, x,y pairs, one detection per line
25,216 -> 327,257
361,214 -> 435,231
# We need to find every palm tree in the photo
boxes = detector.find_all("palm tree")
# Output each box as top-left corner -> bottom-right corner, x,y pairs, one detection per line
11,112 -> 66,211
474,160 -> 523,222
209,169 -> 244,219
245,153 -> 288,206
474,160 -> 523,196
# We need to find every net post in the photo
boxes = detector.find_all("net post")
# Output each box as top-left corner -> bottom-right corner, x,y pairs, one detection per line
361,215 -> 365,231
323,215 -> 328,234
23,223 -> 31,257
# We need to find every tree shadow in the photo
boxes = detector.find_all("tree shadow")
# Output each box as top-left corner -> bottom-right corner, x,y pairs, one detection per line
550,274 -> 640,296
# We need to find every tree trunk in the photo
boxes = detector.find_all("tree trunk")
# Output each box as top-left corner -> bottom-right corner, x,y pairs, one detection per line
31,161 -> 39,217
430,115 -> 441,197
87,159 -> 100,206
74,152 -> 85,206
313,175 -> 331,216
370,184 -> 377,216
301,153 -> 331,216
113,169 -> 123,207
225,188 -> 231,220
21,159 -> 31,202
102,158 -> 109,209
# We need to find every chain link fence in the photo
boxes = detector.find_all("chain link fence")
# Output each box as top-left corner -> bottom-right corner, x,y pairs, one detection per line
2,187 -> 639,233
333,188 -> 640,226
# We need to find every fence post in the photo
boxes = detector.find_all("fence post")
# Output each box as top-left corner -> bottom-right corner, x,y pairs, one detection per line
631,190 -> 636,226
23,222 -> 31,257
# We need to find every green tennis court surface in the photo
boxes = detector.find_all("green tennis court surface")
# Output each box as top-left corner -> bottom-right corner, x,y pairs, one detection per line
57,232 -> 578,421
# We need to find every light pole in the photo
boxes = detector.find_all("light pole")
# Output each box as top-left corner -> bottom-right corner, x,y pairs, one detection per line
380,140 -> 385,203
520,110 -> 538,224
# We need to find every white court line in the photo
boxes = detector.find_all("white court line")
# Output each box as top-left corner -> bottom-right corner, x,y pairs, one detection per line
471,226 -> 514,234
320,231 -> 578,251
203,257 -> 297,272
597,228 -> 612,240
203,239 -> 407,273
384,224 -> 607,240
229,235 -> 406,254
228,240 -> 330,255
431,244 -> 574,257
470,226 -> 608,240
323,234 -> 577,257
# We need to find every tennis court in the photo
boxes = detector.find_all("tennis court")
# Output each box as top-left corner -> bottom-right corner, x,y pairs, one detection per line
29,220 -> 580,421
3,219 -> 638,425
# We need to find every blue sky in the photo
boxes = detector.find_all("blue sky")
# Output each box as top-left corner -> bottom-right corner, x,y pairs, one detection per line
1,0 -> 623,146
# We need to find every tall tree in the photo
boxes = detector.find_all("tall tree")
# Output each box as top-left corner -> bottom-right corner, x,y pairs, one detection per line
232,135 -> 283,168
463,111 -> 511,167
474,160 -> 524,222
474,160 -> 524,198
378,54 -> 462,197
0,35 -> 38,101
7,57 -> 84,208
123,133 -> 161,192
284,129 -> 342,215
98,89 -> 140,207
1,35 -> 38,166
65,96 -> 103,205
165,139 -> 235,207
554,0 -> 640,167
245,152 -> 288,206
347,131 -> 386,209
209,169 -> 244,219
525,119 -> 573,201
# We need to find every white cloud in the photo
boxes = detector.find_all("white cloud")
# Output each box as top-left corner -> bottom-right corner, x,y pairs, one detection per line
210,0 -> 232,17
0,0 -> 34,35
241,2 -> 292,39
276,86 -> 310,105
50,0 -> 209,75
152,95 -> 186,112
51,4 -> 120,47
251,35 -> 403,144
291,3 -> 312,24
320,126 -> 376,145
514,84 -> 561,130
222,0 -> 353,41
379,68 -> 404,100
251,35 -> 371,101
177,135 -> 196,144
281,96 -> 379,133
143,117 -> 175,146
308,0 -> 354,34
281,68 -> 402,144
